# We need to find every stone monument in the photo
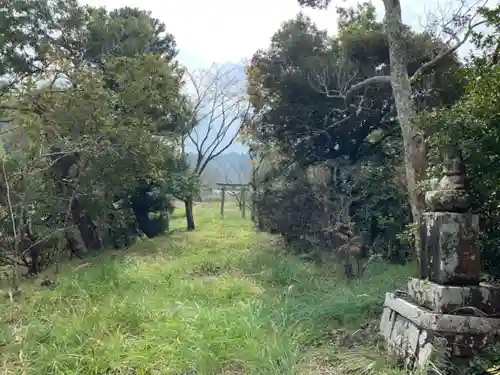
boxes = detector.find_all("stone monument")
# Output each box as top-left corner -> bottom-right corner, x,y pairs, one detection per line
379,147 -> 500,372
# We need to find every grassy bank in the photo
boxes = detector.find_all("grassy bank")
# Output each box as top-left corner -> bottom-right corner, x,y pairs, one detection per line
0,204 -> 413,375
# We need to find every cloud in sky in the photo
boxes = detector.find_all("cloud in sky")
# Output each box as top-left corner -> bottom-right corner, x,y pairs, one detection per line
80,0 -> 443,69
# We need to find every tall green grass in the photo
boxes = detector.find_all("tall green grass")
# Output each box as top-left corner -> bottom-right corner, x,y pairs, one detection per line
0,204 -> 413,375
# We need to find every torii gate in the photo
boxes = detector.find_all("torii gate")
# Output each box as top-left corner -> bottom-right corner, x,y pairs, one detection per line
216,183 -> 249,218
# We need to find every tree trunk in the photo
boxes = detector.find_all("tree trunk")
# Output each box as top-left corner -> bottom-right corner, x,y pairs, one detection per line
220,187 -> 225,216
383,0 -> 427,242
185,196 -> 195,231
24,221 -> 42,275
71,199 -> 103,250
250,187 -> 257,222
66,226 -> 88,258
241,188 -> 246,218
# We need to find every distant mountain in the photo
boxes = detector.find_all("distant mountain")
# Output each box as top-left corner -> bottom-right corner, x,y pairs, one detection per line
187,152 -> 252,187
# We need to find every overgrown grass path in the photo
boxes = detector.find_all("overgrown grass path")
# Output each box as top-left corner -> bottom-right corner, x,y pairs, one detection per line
0,205 -> 412,375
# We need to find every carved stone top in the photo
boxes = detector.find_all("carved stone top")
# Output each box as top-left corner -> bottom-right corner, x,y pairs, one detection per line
442,146 -> 466,176
425,146 -> 471,212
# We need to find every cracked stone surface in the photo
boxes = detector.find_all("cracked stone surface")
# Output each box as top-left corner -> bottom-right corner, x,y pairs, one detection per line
384,293 -> 500,334
407,278 -> 500,315
424,146 -> 471,213
419,212 -> 480,285
379,293 -> 500,371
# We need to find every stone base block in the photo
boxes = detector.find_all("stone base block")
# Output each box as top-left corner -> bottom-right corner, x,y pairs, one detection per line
407,278 -> 500,315
380,293 -> 500,371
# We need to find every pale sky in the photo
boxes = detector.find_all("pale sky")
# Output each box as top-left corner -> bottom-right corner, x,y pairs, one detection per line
78,0 -> 480,155
79,0 -> 442,69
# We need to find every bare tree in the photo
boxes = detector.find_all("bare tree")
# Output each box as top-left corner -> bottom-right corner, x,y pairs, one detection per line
180,63 -> 252,230
305,0 -> 489,248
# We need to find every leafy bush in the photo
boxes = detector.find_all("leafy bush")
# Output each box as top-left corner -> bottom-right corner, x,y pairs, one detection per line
423,64 -> 500,276
254,159 -> 412,274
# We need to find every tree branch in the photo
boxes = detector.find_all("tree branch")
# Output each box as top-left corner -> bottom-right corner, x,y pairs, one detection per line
411,20 -> 487,81
309,1 -> 487,106
184,64 -> 250,176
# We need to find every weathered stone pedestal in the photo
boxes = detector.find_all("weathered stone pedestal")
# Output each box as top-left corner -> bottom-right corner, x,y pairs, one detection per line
379,148 -> 500,373
380,280 -> 500,371
419,212 -> 480,285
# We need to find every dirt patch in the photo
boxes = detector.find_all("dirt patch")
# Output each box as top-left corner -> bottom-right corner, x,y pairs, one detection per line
219,364 -> 246,374
325,319 -> 381,348
300,354 -> 340,375
193,275 -> 220,284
